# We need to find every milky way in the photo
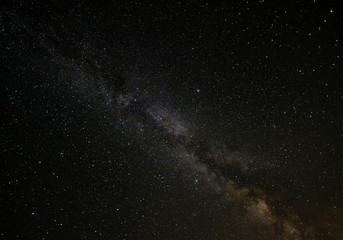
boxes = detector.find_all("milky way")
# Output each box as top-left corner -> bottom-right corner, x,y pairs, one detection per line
2,1 -> 343,240
86,85 -> 303,239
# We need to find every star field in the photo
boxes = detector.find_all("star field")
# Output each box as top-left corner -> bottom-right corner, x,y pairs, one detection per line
1,0 -> 343,239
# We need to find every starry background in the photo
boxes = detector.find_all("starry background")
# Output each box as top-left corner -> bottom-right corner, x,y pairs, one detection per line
1,0 -> 343,239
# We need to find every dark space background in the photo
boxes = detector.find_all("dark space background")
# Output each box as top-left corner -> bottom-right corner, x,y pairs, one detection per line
1,0 -> 343,239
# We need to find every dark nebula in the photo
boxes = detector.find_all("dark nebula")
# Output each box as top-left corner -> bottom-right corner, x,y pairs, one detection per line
1,1 -> 343,239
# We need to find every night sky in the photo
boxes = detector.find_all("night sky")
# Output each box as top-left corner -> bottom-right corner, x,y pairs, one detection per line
1,0 -> 343,239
